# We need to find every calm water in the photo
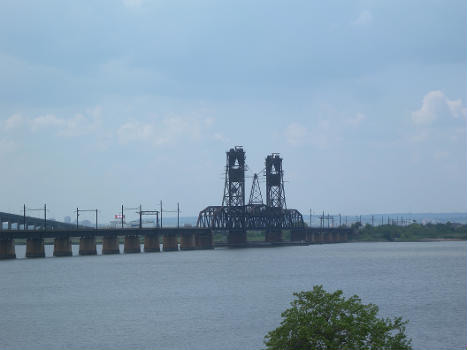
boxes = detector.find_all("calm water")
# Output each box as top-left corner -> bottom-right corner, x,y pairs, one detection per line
0,241 -> 465,349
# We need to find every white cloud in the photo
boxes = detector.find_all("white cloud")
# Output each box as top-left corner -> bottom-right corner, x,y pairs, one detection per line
2,107 -> 102,138
352,10 -> 373,26
3,114 -> 24,130
412,90 -> 466,125
31,112 -> 101,137
285,122 -> 308,146
31,114 -> 66,130
347,112 -> 366,126
117,116 -> 218,146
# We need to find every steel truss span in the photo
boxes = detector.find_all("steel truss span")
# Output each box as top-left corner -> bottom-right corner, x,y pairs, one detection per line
197,205 -> 304,230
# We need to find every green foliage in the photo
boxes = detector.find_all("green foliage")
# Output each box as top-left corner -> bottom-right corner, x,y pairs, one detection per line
264,286 -> 412,350
354,222 -> 466,242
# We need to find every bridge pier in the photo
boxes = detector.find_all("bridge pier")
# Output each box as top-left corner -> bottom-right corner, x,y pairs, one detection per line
335,231 -> 341,242
291,230 -> 305,241
26,238 -> 45,258
319,231 -> 325,243
180,232 -> 195,250
0,239 -> 16,259
53,237 -> 72,257
124,235 -> 141,254
163,234 -> 178,252
196,231 -> 213,249
265,230 -> 282,243
342,231 -> 348,242
227,230 -> 247,246
144,234 -> 160,252
102,235 -> 120,255
79,236 -> 97,255
311,231 -> 318,243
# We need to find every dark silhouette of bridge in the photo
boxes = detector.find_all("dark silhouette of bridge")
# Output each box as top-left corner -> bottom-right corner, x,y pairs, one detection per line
0,147 -> 351,260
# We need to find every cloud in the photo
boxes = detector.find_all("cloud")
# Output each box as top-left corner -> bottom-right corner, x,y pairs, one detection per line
3,114 -> 24,130
347,112 -> 366,126
117,116 -> 219,146
2,107 -> 102,137
412,90 -> 466,125
31,110 -> 101,137
285,122 -> 309,146
352,10 -> 373,26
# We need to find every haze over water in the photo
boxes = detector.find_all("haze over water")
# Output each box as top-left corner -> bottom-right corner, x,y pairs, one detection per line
1,241 -> 465,349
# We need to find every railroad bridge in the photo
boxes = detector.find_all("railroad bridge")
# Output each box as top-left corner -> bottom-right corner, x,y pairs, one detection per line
197,147 -> 350,245
0,146 -> 350,260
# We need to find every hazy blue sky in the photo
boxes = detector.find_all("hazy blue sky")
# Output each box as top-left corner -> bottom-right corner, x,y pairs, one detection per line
0,0 -> 465,222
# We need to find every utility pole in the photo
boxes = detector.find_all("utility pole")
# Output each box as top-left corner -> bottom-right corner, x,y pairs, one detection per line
339,214 -> 341,227
178,202 -> 181,229
309,208 -> 312,227
177,202 -> 180,229
121,204 -> 124,229
76,208 -> 79,229
23,204 -> 26,230
139,204 -> 142,229
44,203 -> 47,231
160,200 -> 163,228
95,209 -> 98,230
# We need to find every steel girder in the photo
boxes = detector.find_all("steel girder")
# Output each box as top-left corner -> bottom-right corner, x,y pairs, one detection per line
196,204 -> 305,231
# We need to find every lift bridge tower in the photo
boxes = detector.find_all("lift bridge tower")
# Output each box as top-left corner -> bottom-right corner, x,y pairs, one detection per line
222,146 -> 247,244
265,153 -> 286,241
196,147 -> 305,245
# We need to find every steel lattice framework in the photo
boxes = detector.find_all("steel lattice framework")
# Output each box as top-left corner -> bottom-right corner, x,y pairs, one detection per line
197,148 -> 305,231
265,154 -> 286,209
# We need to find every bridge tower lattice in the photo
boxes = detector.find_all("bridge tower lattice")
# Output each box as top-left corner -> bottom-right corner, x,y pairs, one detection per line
222,146 -> 246,231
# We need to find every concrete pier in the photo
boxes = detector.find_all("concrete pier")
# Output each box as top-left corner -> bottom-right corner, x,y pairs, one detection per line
180,232 -> 195,250
0,239 -> 16,259
335,232 -> 341,242
291,230 -> 306,241
196,231 -> 214,249
144,234 -> 160,252
265,230 -> 282,242
124,235 -> 141,253
53,237 -> 72,257
227,230 -> 247,246
102,235 -> 120,255
26,238 -> 45,258
342,231 -> 348,242
79,236 -> 97,255
163,234 -> 178,251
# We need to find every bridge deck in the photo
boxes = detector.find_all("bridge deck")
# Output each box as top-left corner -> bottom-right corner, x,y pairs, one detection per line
0,227 -> 211,239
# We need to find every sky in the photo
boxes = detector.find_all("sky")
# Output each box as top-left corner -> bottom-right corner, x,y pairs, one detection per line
0,0 -> 465,223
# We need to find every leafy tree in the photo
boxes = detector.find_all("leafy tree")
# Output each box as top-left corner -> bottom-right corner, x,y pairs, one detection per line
264,286 -> 412,350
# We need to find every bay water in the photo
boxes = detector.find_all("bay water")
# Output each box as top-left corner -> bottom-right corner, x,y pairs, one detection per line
0,241 -> 465,349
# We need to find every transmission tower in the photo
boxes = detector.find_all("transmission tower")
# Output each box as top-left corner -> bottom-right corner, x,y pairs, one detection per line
248,173 -> 263,205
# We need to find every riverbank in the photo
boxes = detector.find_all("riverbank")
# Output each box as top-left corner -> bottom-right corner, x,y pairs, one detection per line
351,222 -> 466,242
